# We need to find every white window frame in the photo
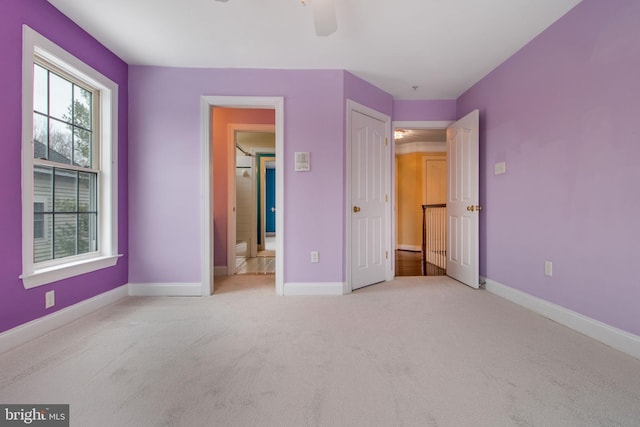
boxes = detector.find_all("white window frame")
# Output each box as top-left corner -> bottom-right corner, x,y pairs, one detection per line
21,25 -> 120,289
33,197 -> 47,241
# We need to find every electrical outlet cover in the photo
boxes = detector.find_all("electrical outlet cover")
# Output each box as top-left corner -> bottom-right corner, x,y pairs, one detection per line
45,290 -> 55,308
544,261 -> 553,277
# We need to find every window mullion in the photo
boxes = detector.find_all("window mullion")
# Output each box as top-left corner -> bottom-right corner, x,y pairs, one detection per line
33,158 -> 98,174
51,166 -> 56,260
46,69 -> 50,160
77,171 -> 81,256
71,84 -> 75,166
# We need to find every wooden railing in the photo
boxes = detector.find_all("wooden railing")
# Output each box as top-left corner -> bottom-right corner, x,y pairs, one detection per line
421,204 -> 446,275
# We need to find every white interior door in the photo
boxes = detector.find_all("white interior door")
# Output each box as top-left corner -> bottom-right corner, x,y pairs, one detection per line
351,109 -> 388,290
447,110 -> 480,288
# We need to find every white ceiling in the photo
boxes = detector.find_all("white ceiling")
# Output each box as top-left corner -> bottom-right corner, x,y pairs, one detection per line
395,128 -> 446,144
47,0 -> 581,99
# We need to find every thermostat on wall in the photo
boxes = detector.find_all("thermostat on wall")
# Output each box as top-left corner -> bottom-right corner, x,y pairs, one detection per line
295,152 -> 310,171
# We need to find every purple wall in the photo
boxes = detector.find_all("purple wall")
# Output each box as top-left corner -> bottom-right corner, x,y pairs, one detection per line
0,0 -> 129,333
457,0 -> 640,335
393,100 -> 457,122
129,68 -> 391,285
344,72 -> 394,118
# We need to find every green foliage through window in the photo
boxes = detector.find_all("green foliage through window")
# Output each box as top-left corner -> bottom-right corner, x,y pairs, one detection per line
33,63 -> 93,168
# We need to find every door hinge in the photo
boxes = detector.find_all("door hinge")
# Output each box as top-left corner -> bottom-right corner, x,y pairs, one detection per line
385,251 -> 389,259
385,194 -> 388,202
385,137 -> 388,146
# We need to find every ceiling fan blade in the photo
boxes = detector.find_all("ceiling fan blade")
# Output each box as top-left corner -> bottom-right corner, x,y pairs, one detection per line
310,0 -> 337,37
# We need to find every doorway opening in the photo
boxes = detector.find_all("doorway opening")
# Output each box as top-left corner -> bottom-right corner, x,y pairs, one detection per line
233,131 -> 276,275
393,123 -> 450,277
201,96 -> 284,297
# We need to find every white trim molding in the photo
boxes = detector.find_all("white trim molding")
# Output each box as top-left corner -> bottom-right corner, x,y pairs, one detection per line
284,282 -> 347,296
128,283 -> 202,297
21,25 -> 120,288
484,277 -> 640,360
0,285 -> 128,356
393,121 -> 453,130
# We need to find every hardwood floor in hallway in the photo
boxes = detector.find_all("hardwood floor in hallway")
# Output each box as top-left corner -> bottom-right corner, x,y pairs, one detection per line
395,250 -> 445,277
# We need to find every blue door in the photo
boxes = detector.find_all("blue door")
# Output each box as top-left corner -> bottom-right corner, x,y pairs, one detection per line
265,168 -> 276,233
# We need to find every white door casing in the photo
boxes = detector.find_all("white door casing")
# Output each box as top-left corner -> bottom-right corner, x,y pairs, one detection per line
226,124 -> 276,275
259,155 -> 276,252
348,102 -> 390,291
446,110 -> 480,289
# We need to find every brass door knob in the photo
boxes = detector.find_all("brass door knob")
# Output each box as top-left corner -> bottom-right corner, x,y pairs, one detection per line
466,205 -> 483,212
353,206 -> 361,213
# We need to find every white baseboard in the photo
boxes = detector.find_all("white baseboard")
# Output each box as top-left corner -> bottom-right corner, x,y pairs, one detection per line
128,283 -> 202,297
484,277 -> 640,360
214,266 -> 228,277
0,285 -> 128,356
396,244 -> 421,252
284,282 -> 346,296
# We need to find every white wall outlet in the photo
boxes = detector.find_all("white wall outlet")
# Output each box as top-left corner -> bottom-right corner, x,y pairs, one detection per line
544,261 -> 553,277
494,161 -> 506,175
45,290 -> 55,309
311,251 -> 319,263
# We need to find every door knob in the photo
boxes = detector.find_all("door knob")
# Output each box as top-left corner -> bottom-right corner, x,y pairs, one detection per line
353,206 -> 361,213
271,207 -> 276,213
466,205 -> 483,212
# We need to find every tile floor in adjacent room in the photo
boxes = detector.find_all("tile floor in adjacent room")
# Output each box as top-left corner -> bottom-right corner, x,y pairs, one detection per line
236,236 -> 276,274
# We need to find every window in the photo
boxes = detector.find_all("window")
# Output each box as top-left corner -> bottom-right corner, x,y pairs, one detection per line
33,201 -> 45,240
33,62 -> 99,263
21,26 -> 120,288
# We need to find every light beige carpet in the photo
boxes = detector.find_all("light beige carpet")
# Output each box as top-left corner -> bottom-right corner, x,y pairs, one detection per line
1,276 -> 639,426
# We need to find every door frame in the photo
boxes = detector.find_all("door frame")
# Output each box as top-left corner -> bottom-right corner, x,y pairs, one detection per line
227,124 -> 276,275
345,99 -> 392,293
391,121 -> 453,276
254,150 -> 275,253
200,96 -> 284,296
264,165 -> 277,235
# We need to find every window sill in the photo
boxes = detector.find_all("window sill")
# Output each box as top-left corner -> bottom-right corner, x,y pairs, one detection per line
21,254 -> 122,289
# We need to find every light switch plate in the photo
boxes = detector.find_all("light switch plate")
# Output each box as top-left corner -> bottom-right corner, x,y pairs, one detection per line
495,162 -> 506,175
295,152 -> 310,172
